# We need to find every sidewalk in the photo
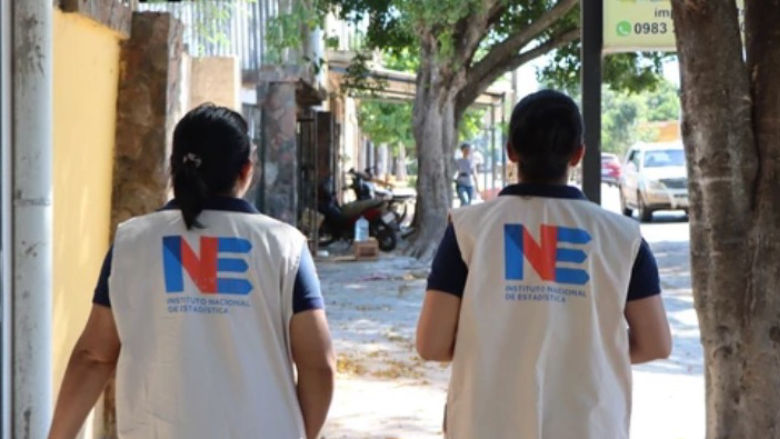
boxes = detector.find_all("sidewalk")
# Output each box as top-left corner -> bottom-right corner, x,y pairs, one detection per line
319,187 -> 704,439
318,256 -> 445,438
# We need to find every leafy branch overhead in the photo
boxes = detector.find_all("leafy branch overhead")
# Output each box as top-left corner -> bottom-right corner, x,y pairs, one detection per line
325,0 -> 666,110
540,43 -> 672,94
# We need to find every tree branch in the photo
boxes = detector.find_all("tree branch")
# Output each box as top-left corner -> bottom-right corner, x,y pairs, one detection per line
463,0 -> 579,95
453,0 -> 507,69
487,0 -> 507,21
456,28 -> 580,115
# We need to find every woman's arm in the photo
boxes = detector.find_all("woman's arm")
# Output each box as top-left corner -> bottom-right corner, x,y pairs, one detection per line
291,309 -> 336,439
49,305 -> 120,439
416,290 -> 462,362
625,295 -> 672,364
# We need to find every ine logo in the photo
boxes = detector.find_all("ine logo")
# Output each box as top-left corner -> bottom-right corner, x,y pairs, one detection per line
162,236 -> 253,295
504,224 -> 592,285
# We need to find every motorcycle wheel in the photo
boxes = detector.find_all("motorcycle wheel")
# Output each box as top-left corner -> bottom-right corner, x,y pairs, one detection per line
373,221 -> 398,252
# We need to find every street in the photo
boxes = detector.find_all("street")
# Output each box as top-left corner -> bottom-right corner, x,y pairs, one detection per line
320,185 -> 704,439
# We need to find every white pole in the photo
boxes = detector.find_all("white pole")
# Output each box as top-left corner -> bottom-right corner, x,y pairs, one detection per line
11,0 -> 54,437
1,0 -> 12,436
307,26 -> 325,86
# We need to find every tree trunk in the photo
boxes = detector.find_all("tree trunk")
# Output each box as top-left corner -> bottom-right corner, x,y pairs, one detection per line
407,39 -> 462,259
672,1 -> 780,437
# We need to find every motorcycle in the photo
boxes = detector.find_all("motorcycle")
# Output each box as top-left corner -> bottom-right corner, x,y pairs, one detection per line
348,168 -> 415,229
317,178 -> 398,252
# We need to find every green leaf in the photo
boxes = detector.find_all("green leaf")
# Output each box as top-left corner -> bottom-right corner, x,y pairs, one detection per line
538,40 -> 672,94
358,100 -> 414,156
326,36 -> 341,49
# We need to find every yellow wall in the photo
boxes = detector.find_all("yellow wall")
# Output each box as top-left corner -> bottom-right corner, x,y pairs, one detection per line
52,9 -> 121,394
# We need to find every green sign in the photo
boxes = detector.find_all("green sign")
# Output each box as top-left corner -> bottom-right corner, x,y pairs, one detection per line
604,0 -> 744,53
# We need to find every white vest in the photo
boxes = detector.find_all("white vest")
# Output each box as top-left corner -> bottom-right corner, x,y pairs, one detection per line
109,208 -> 307,439
446,195 -> 642,439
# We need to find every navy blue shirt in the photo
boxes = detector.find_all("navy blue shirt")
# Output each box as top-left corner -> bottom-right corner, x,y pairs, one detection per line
427,184 -> 661,301
93,197 -> 324,314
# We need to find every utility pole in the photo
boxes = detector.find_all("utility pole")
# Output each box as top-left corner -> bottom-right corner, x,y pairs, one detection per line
581,0 -> 603,204
0,0 -> 10,435
8,1 -> 54,437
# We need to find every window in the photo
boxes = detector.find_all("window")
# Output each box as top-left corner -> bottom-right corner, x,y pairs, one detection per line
643,149 -> 686,168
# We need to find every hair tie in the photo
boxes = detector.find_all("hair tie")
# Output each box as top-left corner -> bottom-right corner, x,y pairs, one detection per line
182,153 -> 202,168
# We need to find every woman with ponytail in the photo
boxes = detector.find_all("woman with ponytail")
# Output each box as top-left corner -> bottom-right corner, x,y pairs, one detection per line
418,90 -> 670,438
50,104 -> 335,439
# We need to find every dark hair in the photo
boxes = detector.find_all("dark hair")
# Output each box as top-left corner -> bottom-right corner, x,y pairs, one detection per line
170,103 -> 251,229
460,143 -> 471,150
508,90 -> 583,183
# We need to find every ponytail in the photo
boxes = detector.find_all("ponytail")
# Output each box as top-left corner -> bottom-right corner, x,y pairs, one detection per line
170,104 -> 251,229
173,153 -> 208,229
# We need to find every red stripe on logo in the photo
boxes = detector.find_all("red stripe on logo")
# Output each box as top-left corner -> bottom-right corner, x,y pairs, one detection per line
522,225 -> 558,281
180,237 -> 218,293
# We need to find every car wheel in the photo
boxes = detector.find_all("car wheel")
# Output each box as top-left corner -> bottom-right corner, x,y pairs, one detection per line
637,192 -> 653,223
619,188 -> 633,217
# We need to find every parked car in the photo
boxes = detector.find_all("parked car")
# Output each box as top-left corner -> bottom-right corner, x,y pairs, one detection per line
601,153 -> 622,186
619,142 -> 689,222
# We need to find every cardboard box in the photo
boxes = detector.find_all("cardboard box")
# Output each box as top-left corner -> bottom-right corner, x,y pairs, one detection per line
353,238 -> 379,260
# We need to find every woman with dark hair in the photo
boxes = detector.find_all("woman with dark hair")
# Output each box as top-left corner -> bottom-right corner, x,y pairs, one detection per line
417,90 -> 671,438
49,104 -> 335,439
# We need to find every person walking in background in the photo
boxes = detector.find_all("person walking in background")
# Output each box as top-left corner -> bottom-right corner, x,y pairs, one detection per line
49,104 -> 335,439
455,143 -> 480,206
417,90 -> 671,438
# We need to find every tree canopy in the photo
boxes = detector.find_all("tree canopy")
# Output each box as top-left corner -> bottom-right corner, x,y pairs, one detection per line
325,0 -> 669,102
358,101 -> 414,155
600,79 -> 680,155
